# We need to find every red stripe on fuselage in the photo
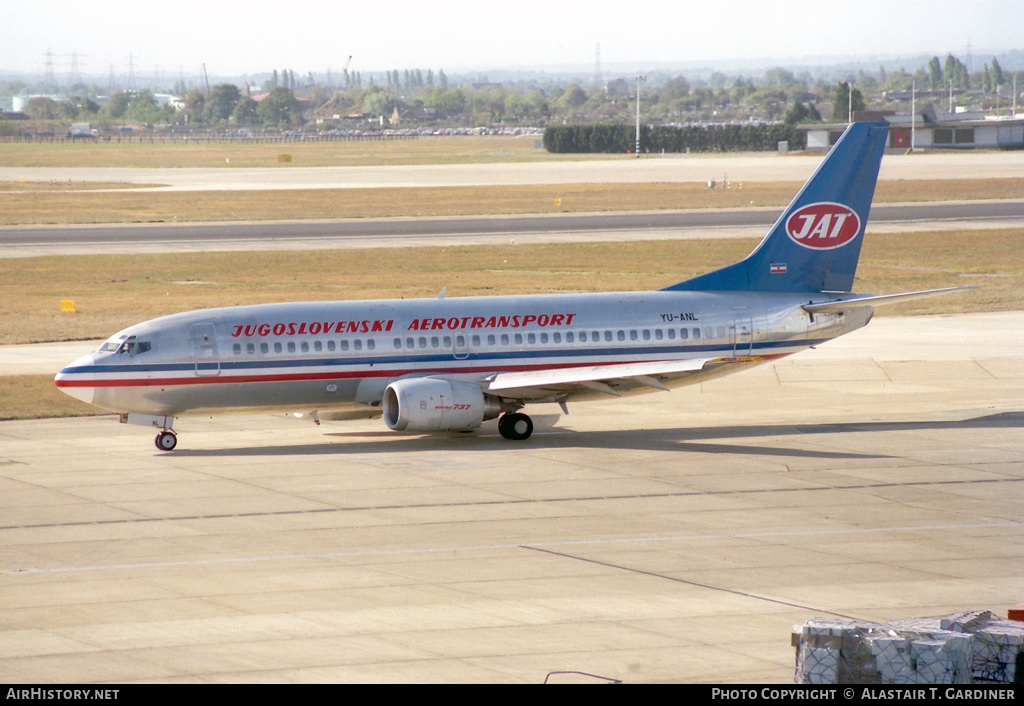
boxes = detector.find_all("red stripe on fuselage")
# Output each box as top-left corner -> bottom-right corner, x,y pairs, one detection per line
53,354 -> 792,389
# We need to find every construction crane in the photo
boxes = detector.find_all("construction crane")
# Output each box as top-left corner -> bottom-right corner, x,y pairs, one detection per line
316,56 -> 353,117
341,55 -> 353,87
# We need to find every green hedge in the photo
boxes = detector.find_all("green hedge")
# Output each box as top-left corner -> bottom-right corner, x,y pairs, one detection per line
543,123 -> 806,153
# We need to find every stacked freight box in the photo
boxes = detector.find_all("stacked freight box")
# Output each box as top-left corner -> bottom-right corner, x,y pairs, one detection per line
891,611 -> 1024,684
793,611 -> 1024,684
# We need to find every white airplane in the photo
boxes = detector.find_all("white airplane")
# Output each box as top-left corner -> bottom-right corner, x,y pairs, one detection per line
56,122 -> 968,450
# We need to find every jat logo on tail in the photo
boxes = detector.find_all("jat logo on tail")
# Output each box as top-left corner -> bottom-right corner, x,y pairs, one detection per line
785,202 -> 861,250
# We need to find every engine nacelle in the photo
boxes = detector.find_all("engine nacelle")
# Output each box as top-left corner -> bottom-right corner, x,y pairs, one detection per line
383,378 -> 501,432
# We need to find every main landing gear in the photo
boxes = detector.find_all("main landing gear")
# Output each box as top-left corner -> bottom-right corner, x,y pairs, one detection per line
155,430 -> 178,451
498,412 -> 533,441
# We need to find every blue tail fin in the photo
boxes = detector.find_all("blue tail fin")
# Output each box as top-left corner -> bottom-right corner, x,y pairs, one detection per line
663,121 -> 889,293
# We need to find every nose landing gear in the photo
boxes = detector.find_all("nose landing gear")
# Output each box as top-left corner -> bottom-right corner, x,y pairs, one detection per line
155,430 -> 178,451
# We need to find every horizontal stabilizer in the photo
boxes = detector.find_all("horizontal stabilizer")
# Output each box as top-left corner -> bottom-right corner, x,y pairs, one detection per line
488,358 -> 709,392
802,286 -> 977,314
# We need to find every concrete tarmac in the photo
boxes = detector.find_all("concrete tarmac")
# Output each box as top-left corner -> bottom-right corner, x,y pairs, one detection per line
1,311 -> 1022,683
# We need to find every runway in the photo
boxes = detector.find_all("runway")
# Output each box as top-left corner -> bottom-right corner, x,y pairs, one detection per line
2,201 -> 1021,258
2,312 -> 1022,683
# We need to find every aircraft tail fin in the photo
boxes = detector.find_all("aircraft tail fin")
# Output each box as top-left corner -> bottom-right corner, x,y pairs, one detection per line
663,121 -> 889,294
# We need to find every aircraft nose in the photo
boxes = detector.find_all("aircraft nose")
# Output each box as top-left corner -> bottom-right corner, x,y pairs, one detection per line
54,354 -> 97,406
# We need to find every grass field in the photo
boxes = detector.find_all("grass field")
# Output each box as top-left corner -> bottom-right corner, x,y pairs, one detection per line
3,230 -> 1018,347
0,135 -> 572,169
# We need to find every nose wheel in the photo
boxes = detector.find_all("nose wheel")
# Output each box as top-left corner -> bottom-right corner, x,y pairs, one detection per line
155,430 -> 178,451
498,412 -> 533,440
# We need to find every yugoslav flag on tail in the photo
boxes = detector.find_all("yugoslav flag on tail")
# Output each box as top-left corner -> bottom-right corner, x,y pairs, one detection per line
664,121 -> 890,294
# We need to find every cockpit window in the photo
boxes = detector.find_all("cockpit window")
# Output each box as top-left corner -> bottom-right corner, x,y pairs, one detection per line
98,335 -> 151,355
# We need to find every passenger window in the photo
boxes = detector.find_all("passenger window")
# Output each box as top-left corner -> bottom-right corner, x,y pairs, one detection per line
301,342 -> 309,353
667,329 -> 675,340
693,328 -> 700,339
604,331 -> 612,342
394,338 -> 403,349
367,340 -> 375,351
579,331 -> 587,343
354,340 -> 362,351
629,330 -> 638,341
261,342 -> 269,354
327,341 -> 336,352
617,330 -> 625,342
487,335 -> 496,346
247,343 -> 256,354
717,326 -> 726,339
274,342 -> 283,353
527,333 -> 536,344
540,333 -> 548,344
514,334 -> 523,345
501,334 -> 509,345
233,344 -> 242,355
443,336 -> 452,347
471,335 -> 480,346
419,337 -> 427,348
554,332 -> 562,344
314,341 -> 322,352
287,342 -> 296,353
341,340 -> 349,351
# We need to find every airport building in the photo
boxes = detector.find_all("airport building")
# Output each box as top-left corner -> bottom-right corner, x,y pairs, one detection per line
802,103 -> 1024,150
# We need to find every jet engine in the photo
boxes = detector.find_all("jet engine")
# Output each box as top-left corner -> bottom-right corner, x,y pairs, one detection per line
383,378 -> 502,432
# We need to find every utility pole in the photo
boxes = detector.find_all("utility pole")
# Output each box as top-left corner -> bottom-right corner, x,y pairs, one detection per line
633,74 -> 646,157
911,80 -> 916,152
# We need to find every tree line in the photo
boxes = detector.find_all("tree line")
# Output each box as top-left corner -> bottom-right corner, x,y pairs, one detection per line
3,51 -> 1020,137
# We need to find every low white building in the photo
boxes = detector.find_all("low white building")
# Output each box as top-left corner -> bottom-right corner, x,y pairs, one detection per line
802,103 -> 1024,150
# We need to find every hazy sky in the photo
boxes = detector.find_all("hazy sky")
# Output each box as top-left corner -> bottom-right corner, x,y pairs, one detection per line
6,0 -> 1022,81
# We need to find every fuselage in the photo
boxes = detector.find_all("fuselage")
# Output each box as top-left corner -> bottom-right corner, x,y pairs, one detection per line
54,289 -> 872,418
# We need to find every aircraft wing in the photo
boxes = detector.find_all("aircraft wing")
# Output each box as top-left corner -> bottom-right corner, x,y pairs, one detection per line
487,358 -> 712,396
803,286 -> 976,314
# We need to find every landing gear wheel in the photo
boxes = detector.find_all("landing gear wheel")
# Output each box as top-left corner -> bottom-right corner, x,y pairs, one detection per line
498,412 -> 533,441
155,430 -> 178,451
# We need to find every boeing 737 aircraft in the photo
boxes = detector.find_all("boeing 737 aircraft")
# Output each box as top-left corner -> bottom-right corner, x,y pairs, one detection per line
56,122 -> 967,450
